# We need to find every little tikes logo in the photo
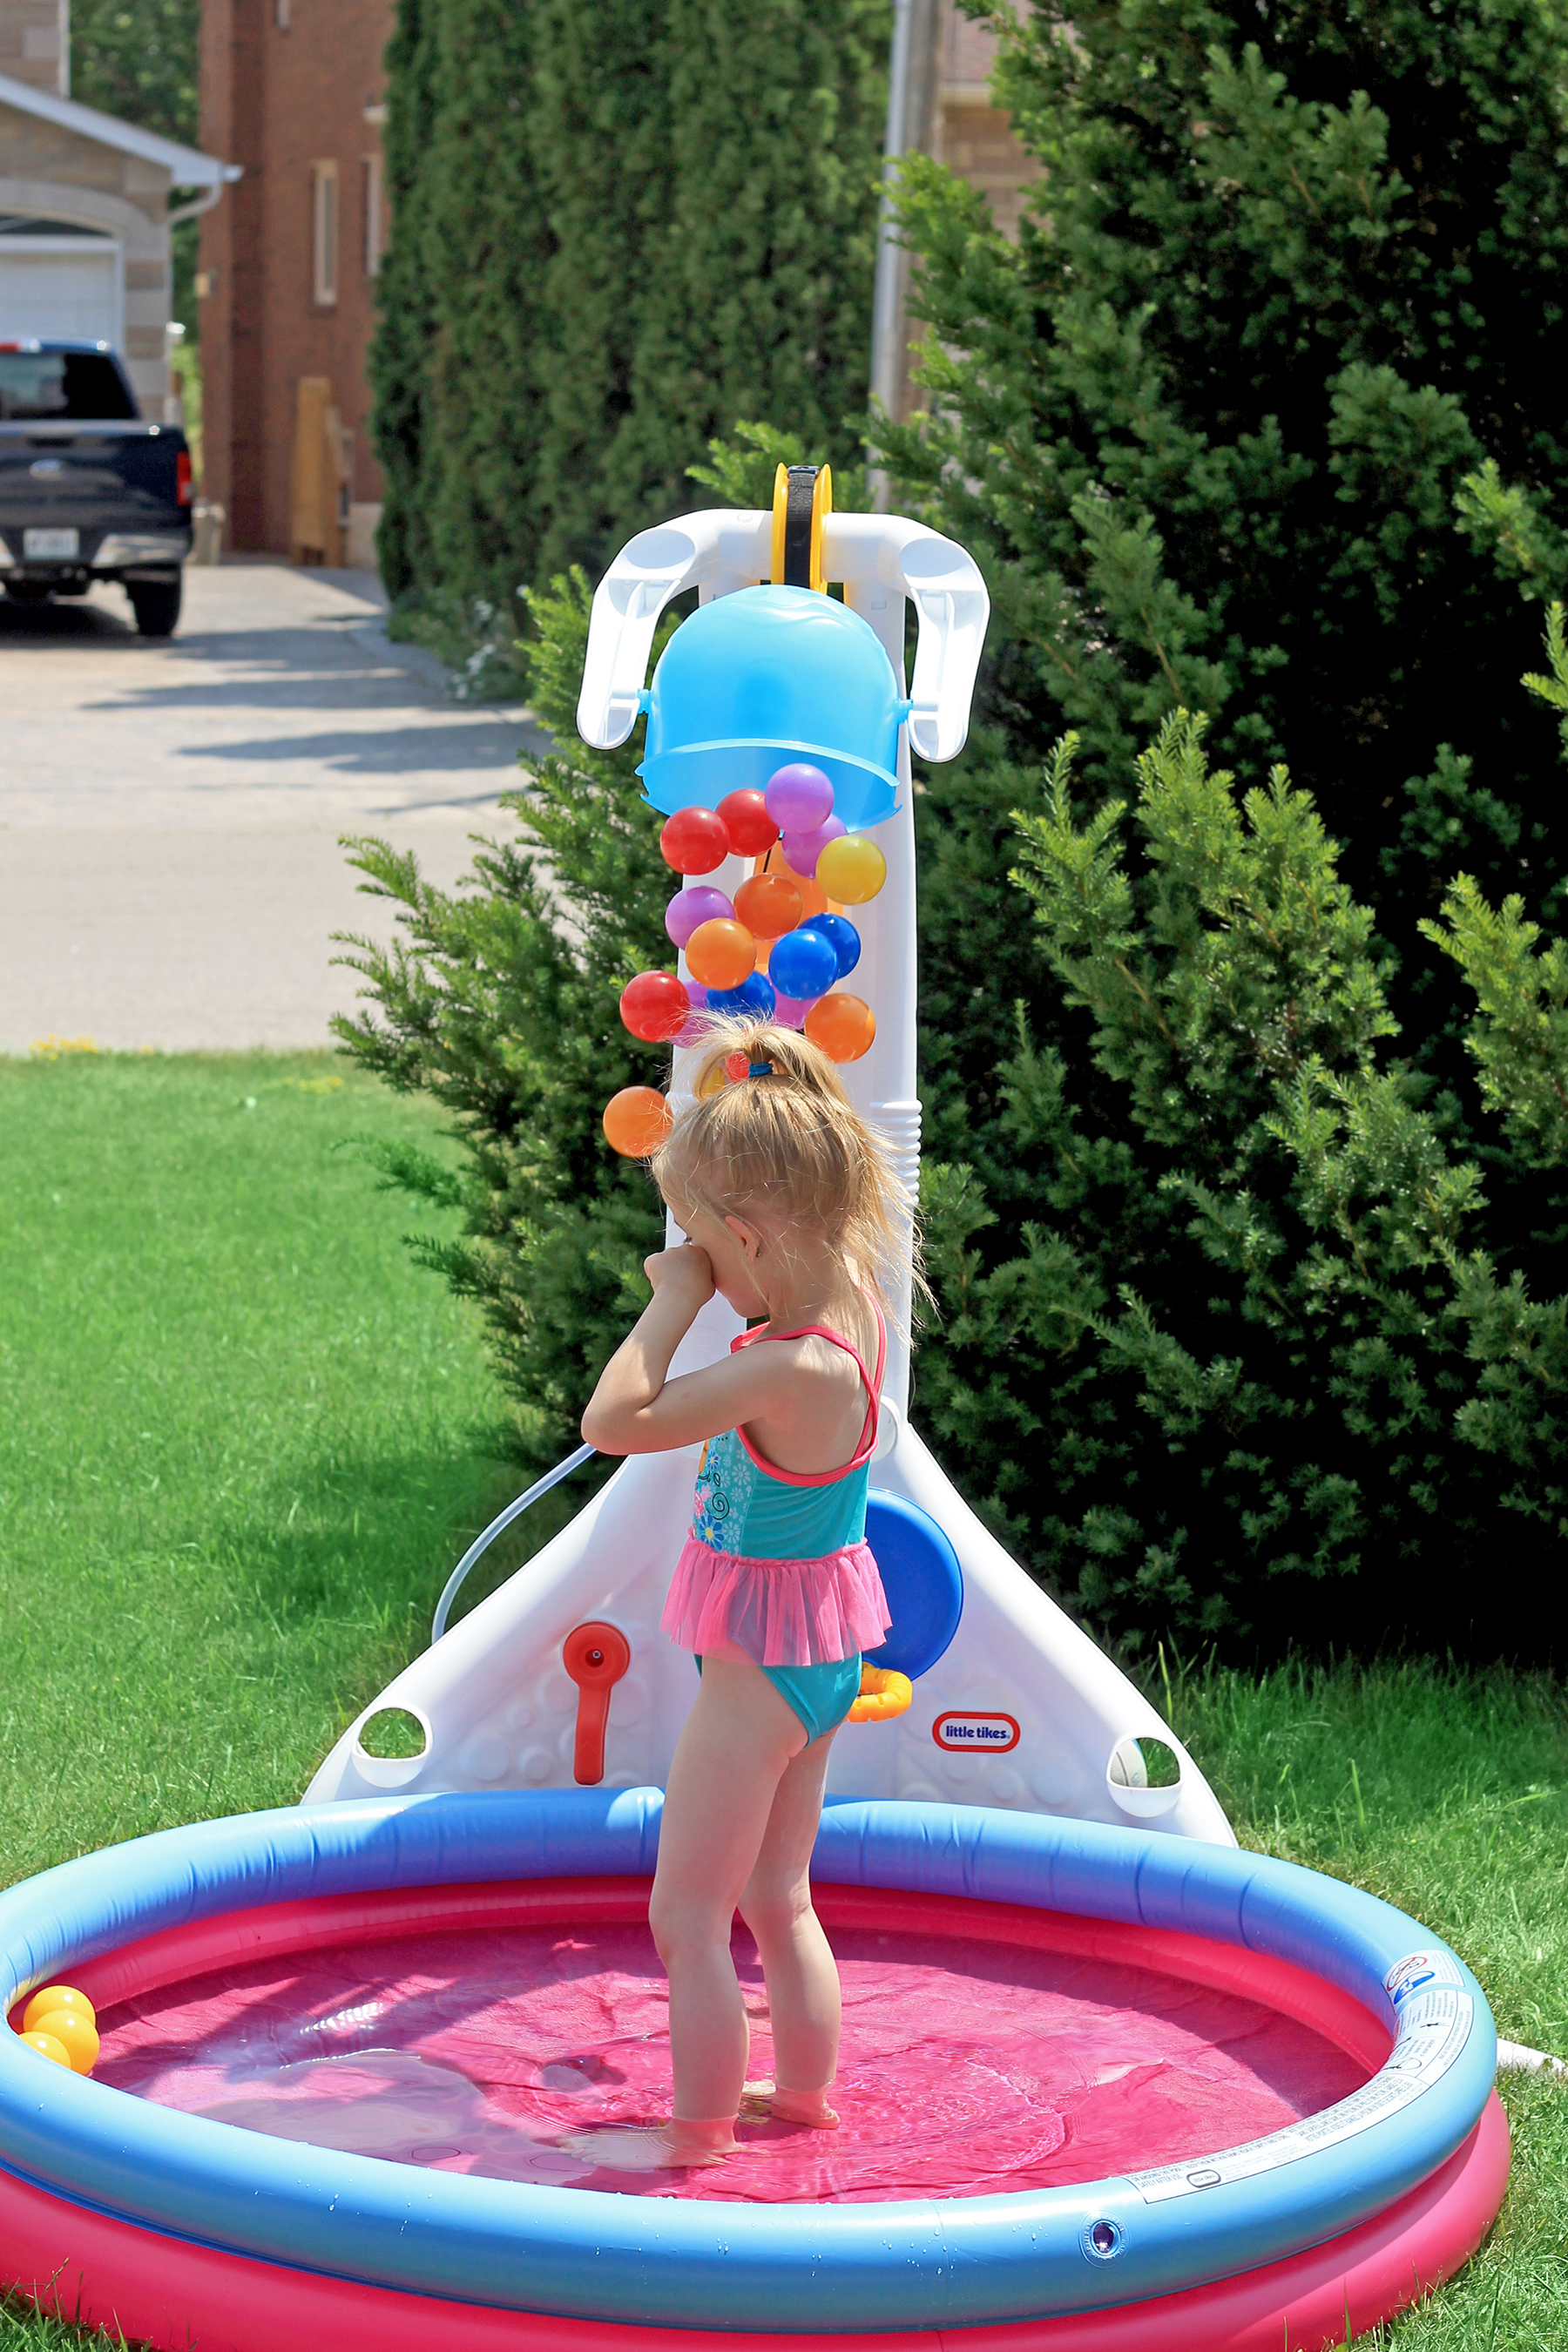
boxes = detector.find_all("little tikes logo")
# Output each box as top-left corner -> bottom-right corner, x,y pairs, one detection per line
932,1710 -> 1020,1754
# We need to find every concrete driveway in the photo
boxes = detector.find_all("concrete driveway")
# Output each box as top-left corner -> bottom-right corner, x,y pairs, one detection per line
0,564 -> 547,1053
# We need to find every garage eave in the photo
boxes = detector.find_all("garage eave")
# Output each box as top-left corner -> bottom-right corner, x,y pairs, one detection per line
0,74 -> 240,190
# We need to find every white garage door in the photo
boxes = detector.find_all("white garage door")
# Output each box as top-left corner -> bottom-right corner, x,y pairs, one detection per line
0,246 -> 120,346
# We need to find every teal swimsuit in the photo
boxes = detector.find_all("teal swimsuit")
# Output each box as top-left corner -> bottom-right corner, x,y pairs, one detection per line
662,1302 -> 890,1743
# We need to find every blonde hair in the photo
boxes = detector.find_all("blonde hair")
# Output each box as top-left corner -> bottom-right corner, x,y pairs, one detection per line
649,1017 -> 923,1330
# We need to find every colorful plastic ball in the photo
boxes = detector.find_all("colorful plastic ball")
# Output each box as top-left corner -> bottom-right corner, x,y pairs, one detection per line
768,923 -> 840,1004
20,2032 -> 70,2069
733,872 -> 803,941
809,911 -> 862,979
22,1986 -> 94,2035
717,789 -> 779,856
603,1086 -> 673,1158
673,981 -> 710,1049
781,814 -> 847,879
765,762 -> 835,833
806,992 -> 876,1063
770,993 -> 810,1031
659,805 -> 730,875
706,973 -> 776,1021
30,2007 -> 98,2075
665,884 -> 733,949
685,917 -> 757,990
724,1051 -> 752,1085
619,970 -> 690,1044
815,833 -> 887,905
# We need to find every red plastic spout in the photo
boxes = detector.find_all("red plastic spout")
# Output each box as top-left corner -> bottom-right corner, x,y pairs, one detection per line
562,1622 -> 632,1785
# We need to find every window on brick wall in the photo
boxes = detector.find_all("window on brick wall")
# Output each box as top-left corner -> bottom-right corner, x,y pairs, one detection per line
362,155 -> 382,278
312,162 -> 339,307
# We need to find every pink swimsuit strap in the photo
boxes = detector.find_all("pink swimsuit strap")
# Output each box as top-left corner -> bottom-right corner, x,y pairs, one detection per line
726,1298 -> 887,1488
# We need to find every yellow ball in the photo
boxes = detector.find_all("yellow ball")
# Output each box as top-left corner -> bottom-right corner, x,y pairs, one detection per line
19,2031 -> 71,2070
30,2008 -> 99,2076
814,835 -> 886,905
22,1984 -> 94,2035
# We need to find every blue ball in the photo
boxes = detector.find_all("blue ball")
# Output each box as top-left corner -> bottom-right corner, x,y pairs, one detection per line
807,912 -> 861,980
705,971 -> 776,1021
768,924 -> 839,1003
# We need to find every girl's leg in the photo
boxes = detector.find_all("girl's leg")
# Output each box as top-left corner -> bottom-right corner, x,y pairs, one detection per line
737,1727 -> 842,2120
649,1655 -> 807,2140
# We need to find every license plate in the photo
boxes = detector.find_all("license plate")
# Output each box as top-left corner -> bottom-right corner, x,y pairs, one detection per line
24,528 -> 78,558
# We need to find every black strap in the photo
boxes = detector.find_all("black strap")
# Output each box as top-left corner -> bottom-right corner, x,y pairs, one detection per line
781,465 -> 820,588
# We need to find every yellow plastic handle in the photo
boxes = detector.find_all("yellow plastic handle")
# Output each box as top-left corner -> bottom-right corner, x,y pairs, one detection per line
848,1663 -> 913,1724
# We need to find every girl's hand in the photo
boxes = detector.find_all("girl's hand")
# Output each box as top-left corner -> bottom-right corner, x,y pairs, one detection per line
645,1245 -> 715,1307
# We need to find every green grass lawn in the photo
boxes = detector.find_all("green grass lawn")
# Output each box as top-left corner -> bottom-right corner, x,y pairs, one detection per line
0,1051 -> 1564,2348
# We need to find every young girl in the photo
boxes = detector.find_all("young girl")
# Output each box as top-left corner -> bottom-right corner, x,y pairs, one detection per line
579,1020 -> 912,2167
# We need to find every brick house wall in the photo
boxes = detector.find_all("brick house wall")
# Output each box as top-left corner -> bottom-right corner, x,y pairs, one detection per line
199,0 -> 389,556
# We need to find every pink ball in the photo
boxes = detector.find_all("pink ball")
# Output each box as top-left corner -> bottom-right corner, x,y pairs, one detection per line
765,763 -> 835,833
781,814 -> 847,879
770,992 -> 812,1031
666,886 -> 733,949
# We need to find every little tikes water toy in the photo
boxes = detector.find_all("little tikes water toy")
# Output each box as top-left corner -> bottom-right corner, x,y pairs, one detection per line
0,465 -> 1510,2352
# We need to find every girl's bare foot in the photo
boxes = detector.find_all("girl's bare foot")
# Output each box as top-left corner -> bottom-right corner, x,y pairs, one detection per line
740,2078 -> 840,2128
561,2116 -> 739,2171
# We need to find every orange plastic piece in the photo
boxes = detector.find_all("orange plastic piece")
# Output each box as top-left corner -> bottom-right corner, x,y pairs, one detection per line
21,1985 -> 94,2035
758,842 -> 828,921
19,2032 -> 70,2069
685,918 -> 757,990
733,873 -> 803,941
602,1086 -> 673,1157
30,2008 -> 98,2075
848,1664 -> 913,1724
562,1621 -> 632,1785
805,993 -> 876,1063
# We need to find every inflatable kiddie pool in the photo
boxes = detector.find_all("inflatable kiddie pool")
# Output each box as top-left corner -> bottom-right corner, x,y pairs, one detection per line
0,1788 -> 1506,2351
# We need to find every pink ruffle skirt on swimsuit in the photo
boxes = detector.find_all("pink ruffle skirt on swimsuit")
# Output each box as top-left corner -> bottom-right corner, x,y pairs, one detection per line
661,1535 -> 890,1671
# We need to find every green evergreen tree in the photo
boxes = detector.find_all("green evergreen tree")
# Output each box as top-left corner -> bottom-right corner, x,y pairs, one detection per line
867,0 -> 1568,1648
370,0 -> 441,599
371,0 -> 889,615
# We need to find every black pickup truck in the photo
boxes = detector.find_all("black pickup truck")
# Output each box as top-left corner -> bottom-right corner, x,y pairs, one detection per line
0,341 -> 192,637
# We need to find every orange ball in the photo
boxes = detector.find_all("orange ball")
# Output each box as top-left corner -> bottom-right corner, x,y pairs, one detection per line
20,2032 -> 70,2070
22,1985 -> 95,2035
815,834 -> 886,905
30,2008 -> 98,2075
759,842 -> 828,920
733,872 -> 803,942
603,1085 -> 673,1158
805,992 -> 876,1063
685,917 -> 756,990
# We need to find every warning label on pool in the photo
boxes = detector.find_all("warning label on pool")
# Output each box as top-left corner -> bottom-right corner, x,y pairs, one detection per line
1128,1952 -> 1475,2205
932,1711 -> 1020,1754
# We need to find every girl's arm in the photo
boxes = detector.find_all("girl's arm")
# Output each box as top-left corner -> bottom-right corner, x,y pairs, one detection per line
581,1247 -> 791,1455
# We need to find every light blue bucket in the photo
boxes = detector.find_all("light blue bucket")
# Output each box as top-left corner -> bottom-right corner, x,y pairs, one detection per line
637,585 -> 908,829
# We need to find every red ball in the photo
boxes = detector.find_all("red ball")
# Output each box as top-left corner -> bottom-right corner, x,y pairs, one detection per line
659,806 -> 730,875
718,789 -> 780,858
619,970 -> 691,1043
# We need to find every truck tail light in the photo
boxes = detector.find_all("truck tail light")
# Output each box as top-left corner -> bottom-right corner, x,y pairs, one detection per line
176,449 -> 193,507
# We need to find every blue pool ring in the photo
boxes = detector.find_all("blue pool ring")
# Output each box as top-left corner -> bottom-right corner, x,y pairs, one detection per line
0,1791 -> 1497,2334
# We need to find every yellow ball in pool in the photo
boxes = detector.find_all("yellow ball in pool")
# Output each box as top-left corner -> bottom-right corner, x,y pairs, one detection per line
19,2031 -> 71,2069
30,2007 -> 99,2075
22,1984 -> 95,2035
814,834 -> 886,906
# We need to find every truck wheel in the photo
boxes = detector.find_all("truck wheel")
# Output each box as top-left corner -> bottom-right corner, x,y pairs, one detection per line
128,578 -> 182,638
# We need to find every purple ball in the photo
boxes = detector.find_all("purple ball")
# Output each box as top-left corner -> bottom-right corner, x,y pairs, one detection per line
770,992 -> 811,1031
673,984 -> 711,1049
765,762 -> 835,833
781,814 -> 847,879
666,885 -> 733,949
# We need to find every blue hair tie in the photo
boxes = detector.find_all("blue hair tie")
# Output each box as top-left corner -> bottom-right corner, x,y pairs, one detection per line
748,1060 -> 774,1078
